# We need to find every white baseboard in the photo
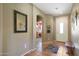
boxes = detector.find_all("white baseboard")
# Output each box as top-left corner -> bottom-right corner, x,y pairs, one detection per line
21,48 -> 36,56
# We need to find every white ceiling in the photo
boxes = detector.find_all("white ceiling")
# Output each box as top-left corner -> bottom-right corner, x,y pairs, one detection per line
33,3 -> 73,16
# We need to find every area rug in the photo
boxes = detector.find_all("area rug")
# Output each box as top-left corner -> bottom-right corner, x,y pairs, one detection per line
47,44 -> 59,53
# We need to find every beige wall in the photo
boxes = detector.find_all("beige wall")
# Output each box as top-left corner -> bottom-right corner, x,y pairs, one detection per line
0,4 -> 3,56
71,3 -> 79,56
46,15 -> 54,40
3,3 -> 33,56
2,3 -> 47,56
33,5 -> 47,47
56,16 -> 68,42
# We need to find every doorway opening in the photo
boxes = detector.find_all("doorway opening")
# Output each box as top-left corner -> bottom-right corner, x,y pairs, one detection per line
36,15 -> 43,38
36,15 -> 43,51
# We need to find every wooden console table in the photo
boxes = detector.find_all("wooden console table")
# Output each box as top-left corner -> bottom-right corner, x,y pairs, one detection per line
65,41 -> 75,56
66,46 -> 75,56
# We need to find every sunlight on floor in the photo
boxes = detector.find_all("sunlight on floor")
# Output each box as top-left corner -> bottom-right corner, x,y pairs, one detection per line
36,38 -> 42,51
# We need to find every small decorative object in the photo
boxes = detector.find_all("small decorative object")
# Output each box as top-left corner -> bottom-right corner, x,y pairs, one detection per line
47,25 -> 51,33
14,10 -> 27,33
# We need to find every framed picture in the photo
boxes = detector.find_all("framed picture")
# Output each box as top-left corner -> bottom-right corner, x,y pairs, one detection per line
14,10 -> 27,33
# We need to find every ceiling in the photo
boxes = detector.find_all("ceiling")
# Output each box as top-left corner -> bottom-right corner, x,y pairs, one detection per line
33,3 -> 73,16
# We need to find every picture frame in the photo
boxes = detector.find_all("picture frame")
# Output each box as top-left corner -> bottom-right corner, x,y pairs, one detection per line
14,10 -> 27,33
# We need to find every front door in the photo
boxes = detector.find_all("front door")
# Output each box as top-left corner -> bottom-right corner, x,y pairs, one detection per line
56,16 -> 68,42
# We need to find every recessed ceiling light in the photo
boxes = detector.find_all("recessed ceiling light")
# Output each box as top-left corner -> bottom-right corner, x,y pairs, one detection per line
55,8 -> 58,10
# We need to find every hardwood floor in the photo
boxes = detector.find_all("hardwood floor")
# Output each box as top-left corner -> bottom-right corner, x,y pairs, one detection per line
24,38 -> 74,56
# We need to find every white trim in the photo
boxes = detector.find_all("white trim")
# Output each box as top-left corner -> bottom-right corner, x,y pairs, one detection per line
21,48 -> 36,56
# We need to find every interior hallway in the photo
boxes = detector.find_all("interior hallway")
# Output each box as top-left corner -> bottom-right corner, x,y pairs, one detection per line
0,3 -> 79,56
